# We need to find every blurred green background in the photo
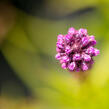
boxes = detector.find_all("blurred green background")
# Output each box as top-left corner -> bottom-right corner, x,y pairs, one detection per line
0,0 -> 109,109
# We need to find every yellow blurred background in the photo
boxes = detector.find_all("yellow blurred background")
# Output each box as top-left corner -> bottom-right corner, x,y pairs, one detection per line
0,0 -> 109,109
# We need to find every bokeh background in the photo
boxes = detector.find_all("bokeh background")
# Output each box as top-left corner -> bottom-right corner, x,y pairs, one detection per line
0,0 -> 109,109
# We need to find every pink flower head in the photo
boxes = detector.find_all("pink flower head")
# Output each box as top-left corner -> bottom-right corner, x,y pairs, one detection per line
55,27 -> 100,72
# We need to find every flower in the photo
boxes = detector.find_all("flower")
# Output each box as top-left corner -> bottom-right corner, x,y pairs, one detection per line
55,27 -> 100,72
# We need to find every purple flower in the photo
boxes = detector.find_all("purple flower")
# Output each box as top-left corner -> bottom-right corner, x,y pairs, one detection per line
55,27 -> 100,72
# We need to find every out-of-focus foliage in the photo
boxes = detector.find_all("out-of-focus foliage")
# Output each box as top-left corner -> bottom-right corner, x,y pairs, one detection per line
44,0 -> 97,16
1,0 -> 109,109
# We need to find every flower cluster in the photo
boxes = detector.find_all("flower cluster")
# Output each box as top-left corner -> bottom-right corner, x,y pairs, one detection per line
55,27 -> 100,72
